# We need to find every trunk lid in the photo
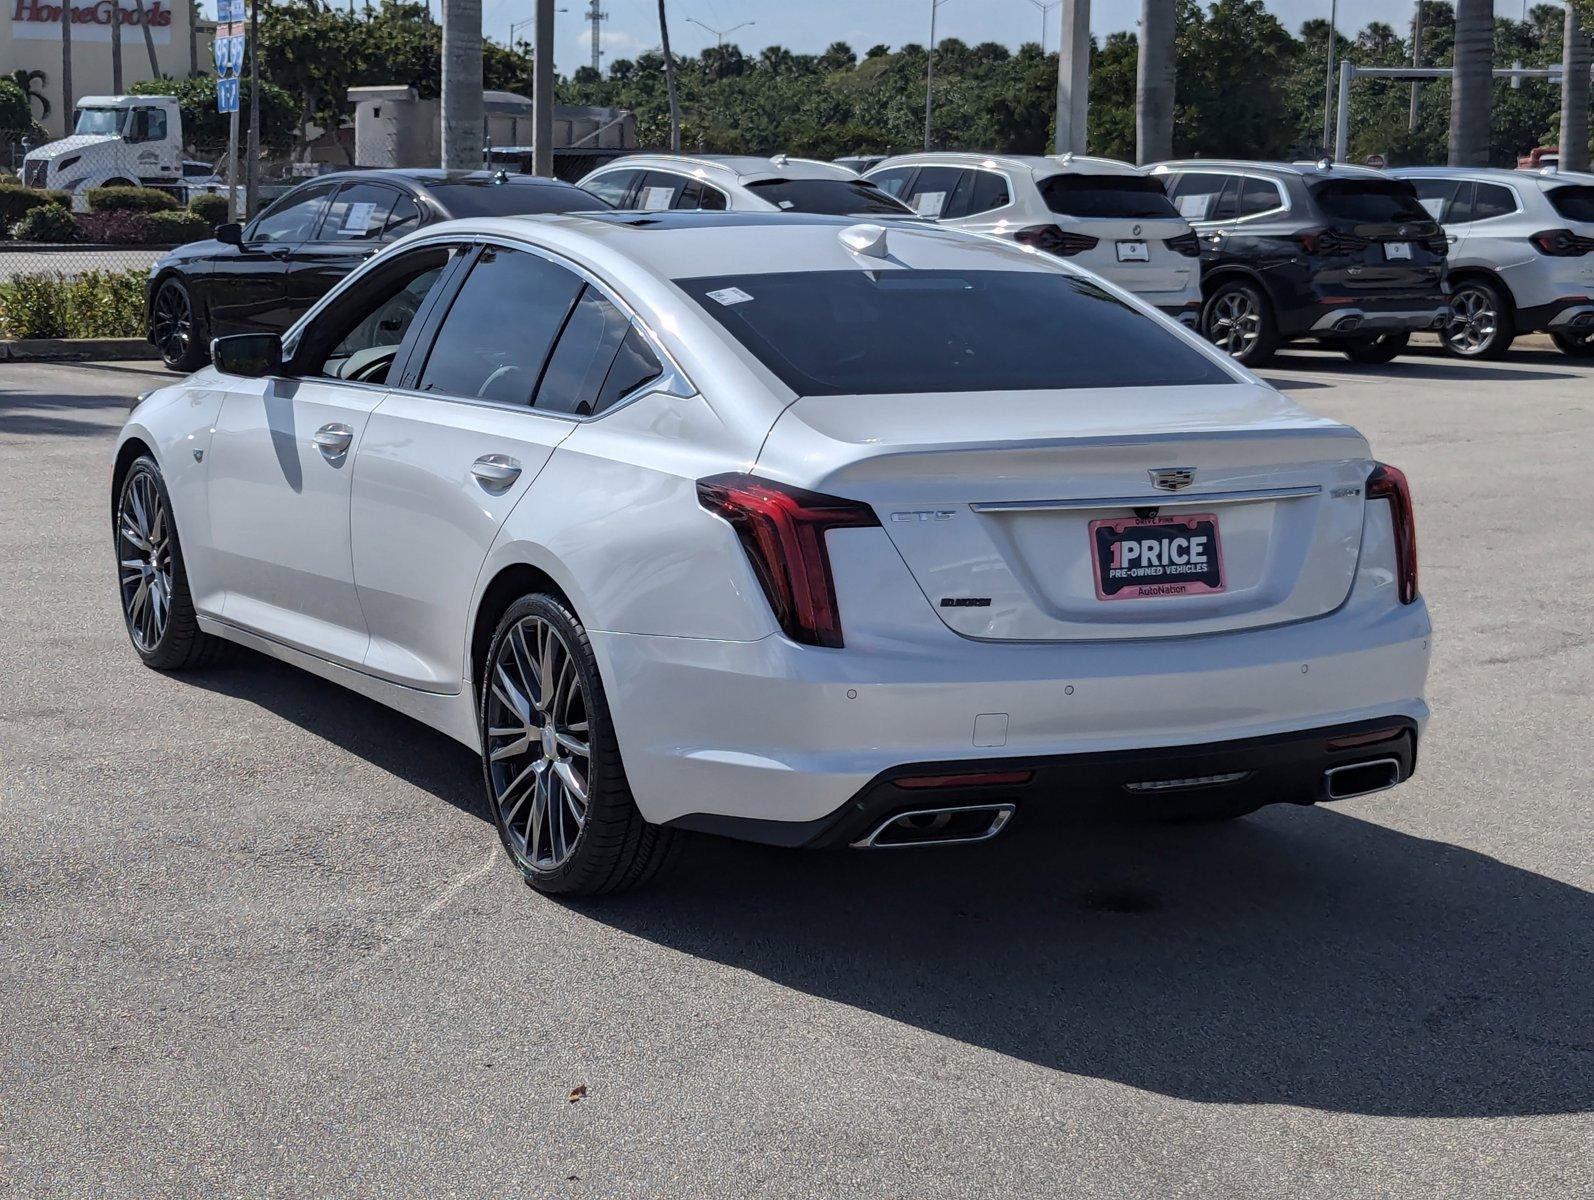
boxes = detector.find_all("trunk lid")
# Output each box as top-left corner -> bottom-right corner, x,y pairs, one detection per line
1308,179 -> 1446,292
756,383 -> 1373,642
1068,216 -> 1196,294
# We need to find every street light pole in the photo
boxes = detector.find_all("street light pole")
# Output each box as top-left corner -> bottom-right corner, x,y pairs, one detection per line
925,0 -> 952,152
1026,0 -> 1061,53
533,0 -> 555,176
1322,0 -> 1339,155
685,16 -> 753,48
1055,0 -> 1089,153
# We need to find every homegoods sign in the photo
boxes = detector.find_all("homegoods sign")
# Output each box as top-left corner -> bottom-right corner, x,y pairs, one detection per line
10,0 -> 174,42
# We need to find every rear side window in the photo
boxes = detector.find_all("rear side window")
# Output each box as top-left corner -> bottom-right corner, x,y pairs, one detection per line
1410,179 -> 1462,221
1040,174 -> 1180,219
1469,183 -> 1517,221
1311,180 -> 1430,223
968,170 -> 1011,213
636,172 -> 687,210
1236,176 -> 1282,217
536,287 -> 660,415
903,166 -> 965,218
1169,174 -> 1236,221
424,180 -> 611,217
417,246 -> 585,405
317,182 -> 398,242
742,178 -> 913,215
584,169 -> 639,207
677,268 -> 1232,396
1546,185 -> 1594,223
385,194 -> 422,238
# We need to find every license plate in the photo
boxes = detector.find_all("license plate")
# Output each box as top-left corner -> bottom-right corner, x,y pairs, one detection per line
1090,514 -> 1225,601
1383,242 -> 1413,260
1116,240 -> 1150,263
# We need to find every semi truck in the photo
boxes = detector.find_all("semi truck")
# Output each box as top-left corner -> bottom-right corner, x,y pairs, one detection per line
21,95 -> 186,209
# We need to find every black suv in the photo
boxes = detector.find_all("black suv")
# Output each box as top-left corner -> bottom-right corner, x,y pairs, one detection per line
1148,161 -> 1449,366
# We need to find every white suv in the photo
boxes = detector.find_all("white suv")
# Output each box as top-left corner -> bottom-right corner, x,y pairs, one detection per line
1391,167 -> 1594,358
577,154 -> 914,217
863,153 -> 1203,324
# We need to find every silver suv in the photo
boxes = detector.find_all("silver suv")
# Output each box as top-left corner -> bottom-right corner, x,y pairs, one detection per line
1390,167 -> 1594,358
862,153 -> 1203,325
577,154 -> 914,218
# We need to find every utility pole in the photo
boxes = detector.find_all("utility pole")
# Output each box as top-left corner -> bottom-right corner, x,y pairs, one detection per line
1027,0 -> 1060,52
686,16 -> 751,48
441,0 -> 484,168
112,0 -> 124,95
59,0 -> 72,138
587,0 -> 607,72
189,0 -> 198,78
925,0 -> 952,152
533,0 -> 555,176
1055,0 -> 1089,153
657,0 -> 679,152
246,0 -> 260,217
1322,0 -> 1338,156
1408,0 -> 1423,132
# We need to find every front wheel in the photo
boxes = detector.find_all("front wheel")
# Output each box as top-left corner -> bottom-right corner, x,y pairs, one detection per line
1341,333 -> 1410,364
1444,280 -> 1515,359
151,277 -> 208,373
480,593 -> 679,896
1202,281 -> 1279,367
1551,329 -> 1594,358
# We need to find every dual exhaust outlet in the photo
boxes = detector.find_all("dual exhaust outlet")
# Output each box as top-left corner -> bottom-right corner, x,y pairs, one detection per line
850,756 -> 1403,848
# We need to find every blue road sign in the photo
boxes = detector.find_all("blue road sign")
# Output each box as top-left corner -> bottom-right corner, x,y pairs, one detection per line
217,76 -> 240,114
224,35 -> 246,75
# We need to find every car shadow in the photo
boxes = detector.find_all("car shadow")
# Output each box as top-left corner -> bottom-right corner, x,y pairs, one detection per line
1264,351 -> 1580,383
0,383 -> 133,439
186,650 -> 1592,1121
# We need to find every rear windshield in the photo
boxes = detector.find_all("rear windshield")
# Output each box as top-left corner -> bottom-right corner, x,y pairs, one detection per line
676,269 -> 1231,396
1040,174 -> 1180,219
1546,185 -> 1594,223
1311,180 -> 1430,223
424,180 -> 612,217
742,178 -> 915,216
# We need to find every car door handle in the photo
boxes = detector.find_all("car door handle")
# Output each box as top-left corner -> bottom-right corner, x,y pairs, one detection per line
471,454 -> 522,488
313,423 -> 354,457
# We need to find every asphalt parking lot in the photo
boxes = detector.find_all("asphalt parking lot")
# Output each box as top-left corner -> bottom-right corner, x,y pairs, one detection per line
2,347 -> 1590,1198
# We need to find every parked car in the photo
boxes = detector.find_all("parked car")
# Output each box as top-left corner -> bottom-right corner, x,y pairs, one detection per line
1146,160 -> 1449,365
834,154 -> 888,174
114,210 -> 1430,896
1390,166 -> 1594,358
862,152 -> 1203,326
145,169 -> 611,372
576,154 -> 915,216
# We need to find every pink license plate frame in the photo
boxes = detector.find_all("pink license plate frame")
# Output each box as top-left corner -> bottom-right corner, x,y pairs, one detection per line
1088,513 -> 1226,601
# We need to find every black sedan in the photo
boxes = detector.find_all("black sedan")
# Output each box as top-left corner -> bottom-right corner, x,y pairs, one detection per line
146,169 -> 611,371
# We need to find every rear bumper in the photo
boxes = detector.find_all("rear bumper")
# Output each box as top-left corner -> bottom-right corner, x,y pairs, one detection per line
1309,305 -> 1448,335
674,717 -> 1420,848
1157,300 -> 1203,328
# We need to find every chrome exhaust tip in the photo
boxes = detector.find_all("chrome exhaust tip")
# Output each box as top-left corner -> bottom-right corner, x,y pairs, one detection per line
1335,315 -> 1363,332
1323,756 -> 1402,800
852,803 -> 1016,849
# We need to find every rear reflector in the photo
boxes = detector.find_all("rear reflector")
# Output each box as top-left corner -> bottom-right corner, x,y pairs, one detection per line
1326,726 -> 1406,750
697,473 -> 879,649
893,769 -> 1035,790
1367,462 -> 1418,604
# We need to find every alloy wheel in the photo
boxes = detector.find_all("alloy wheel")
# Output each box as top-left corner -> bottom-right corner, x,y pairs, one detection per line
1446,286 -> 1498,355
117,471 -> 173,652
485,615 -> 591,871
152,284 -> 192,366
1208,291 -> 1260,357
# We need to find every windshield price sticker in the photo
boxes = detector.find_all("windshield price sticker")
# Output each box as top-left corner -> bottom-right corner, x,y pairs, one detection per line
341,202 -> 378,235
706,287 -> 754,306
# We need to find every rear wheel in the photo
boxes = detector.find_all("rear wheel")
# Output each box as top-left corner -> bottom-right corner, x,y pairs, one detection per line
151,277 -> 207,372
480,593 -> 678,896
1443,280 -> 1514,359
1551,329 -> 1594,357
114,456 -> 228,670
1341,332 -> 1409,364
1203,281 -> 1279,367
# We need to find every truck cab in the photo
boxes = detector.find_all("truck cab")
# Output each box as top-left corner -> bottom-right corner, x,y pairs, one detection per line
21,95 -> 184,209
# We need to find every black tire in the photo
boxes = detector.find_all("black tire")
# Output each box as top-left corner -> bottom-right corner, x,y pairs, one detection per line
479,592 -> 679,897
1443,279 -> 1515,360
1202,280 -> 1280,367
1551,329 -> 1594,358
1341,333 -> 1410,364
113,456 -> 230,671
151,276 -> 208,373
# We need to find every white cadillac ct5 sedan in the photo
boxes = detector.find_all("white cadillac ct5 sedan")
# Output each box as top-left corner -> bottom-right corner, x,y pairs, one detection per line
112,210 -> 1431,895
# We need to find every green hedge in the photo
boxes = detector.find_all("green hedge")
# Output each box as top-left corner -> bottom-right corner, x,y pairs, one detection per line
85,185 -> 180,214
146,210 -> 212,243
0,270 -> 146,340
11,204 -> 77,243
188,192 -> 230,226
0,184 -> 70,234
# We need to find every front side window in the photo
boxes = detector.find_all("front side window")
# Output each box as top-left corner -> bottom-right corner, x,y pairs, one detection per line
129,108 -> 168,143
317,183 -> 399,242
1311,180 -> 1430,223
742,178 -> 914,216
417,246 -> 585,405
1041,174 -> 1181,219
677,268 -> 1232,396
1547,185 -> 1594,223
248,185 -> 334,244
295,246 -> 455,383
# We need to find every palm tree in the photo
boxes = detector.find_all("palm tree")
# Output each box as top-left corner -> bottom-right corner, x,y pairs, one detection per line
441,0 -> 484,168
658,0 -> 680,152
1136,0 -> 1175,163
7,69 -> 50,121
1561,3 -> 1591,173
1448,0 -> 1492,166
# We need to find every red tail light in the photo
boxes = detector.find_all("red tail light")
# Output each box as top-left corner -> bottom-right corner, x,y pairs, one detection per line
894,769 -> 1035,790
1013,224 -> 1099,257
697,473 -> 879,648
1298,227 -> 1369,256
1529,228 -> 1594,256
1163,230 -> 1201,257
1367,463 -> 1418,604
